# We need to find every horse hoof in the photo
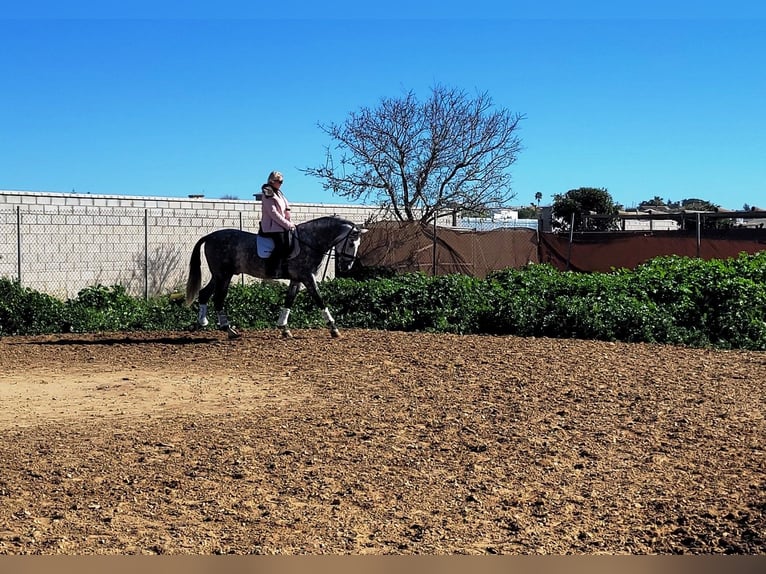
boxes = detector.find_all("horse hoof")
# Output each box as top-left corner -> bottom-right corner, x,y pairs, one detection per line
330,328 -> 340,338
226,326 -> 241,339
281,329 -> 293,339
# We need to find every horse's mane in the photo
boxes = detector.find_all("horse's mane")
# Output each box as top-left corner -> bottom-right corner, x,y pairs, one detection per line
299,215 -> 354,230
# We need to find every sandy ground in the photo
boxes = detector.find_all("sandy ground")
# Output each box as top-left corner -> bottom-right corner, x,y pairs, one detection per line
0,328 -> 764,554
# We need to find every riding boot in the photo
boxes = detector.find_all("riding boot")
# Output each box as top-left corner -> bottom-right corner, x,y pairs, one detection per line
265,255 -> 281,279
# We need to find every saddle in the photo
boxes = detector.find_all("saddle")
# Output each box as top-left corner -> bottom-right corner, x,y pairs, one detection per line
256,228 -> 300,260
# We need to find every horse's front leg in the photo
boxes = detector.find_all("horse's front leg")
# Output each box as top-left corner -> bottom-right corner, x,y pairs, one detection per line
324,308 -> 340,338
277,280 -> 302,339
301,276 -> 340,338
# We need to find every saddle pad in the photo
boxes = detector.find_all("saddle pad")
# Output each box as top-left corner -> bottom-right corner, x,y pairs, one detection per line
256,234 -> 274,258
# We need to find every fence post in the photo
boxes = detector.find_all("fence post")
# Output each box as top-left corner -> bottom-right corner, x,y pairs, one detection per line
240,211 -> 244,285
696,212 -> 701,258
432,214 -> 437,276
144,209 -> 149,300
16,206 -> 22,284
566,212 -> 575,271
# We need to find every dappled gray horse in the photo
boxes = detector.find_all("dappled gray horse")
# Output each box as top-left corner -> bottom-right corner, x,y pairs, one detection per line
185,216 -> 367,338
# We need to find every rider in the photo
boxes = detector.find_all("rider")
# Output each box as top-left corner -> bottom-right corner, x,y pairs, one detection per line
259,170 -> 295,278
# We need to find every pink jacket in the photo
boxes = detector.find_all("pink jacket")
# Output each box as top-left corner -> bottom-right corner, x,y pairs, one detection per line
260,184 -> 294,232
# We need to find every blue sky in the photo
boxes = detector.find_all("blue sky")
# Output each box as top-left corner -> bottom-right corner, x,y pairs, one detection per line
2,2 -> 765,210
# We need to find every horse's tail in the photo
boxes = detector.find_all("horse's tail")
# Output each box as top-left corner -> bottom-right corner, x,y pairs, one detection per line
185,235 -> 208,306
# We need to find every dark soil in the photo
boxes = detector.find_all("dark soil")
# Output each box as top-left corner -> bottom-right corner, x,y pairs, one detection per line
0,329 -> 764,554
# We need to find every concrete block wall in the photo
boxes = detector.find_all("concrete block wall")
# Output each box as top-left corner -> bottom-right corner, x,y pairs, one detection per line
1,190 -> 387,299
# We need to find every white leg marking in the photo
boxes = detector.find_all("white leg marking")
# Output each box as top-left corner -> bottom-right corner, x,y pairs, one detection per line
277,308 -> 290,327
322,307 -> 334,325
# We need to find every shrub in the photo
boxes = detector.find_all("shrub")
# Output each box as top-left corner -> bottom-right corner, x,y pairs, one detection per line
221,282 -> 287,329
65,285 -> 144,332
1,252 -> 765,350
0,278 -> 66,335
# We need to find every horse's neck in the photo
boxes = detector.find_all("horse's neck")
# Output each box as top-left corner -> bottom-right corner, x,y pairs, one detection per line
305,218 -> 347,248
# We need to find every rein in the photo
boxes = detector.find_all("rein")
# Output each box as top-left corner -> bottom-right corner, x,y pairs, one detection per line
295,224 -> 359,263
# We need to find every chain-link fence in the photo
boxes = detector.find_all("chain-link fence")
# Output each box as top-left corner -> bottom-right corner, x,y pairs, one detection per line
456,217 -> 539,232
9,197 -> 763,298
0,205 -> 337,300
0,207 -> 18,283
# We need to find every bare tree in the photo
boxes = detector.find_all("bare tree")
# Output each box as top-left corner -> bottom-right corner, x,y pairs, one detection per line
303,85 -> 525,223
119,245 -> 184,297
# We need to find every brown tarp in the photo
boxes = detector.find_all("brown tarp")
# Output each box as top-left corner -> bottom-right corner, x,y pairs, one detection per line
539,229 -> 766,272
356,222 -> 766,276
356,221 -> 538,278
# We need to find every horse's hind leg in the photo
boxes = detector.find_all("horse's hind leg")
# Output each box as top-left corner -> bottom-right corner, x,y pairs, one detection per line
277,280 -> 301,339
212,274 -> 240,339
196,279 -> 216,327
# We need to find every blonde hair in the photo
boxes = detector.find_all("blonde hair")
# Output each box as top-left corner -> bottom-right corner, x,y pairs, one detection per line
267,171 -> 284,184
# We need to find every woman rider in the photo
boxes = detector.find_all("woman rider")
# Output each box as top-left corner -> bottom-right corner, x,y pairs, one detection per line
259,170 -> 295,278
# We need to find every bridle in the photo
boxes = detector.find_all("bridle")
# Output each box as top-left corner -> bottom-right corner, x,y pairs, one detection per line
334,227 -> 362,267
295,223 -> 362,266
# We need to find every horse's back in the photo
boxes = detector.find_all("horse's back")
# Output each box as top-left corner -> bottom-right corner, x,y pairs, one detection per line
202,228 -> 259,268
204,228 -> 258,250
208,228 -> 257,241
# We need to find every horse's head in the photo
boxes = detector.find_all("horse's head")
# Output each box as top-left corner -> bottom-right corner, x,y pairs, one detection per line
335,224 -> 368,272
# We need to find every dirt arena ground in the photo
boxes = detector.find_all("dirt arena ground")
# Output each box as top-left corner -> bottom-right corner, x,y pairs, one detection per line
0,328 -> 764,555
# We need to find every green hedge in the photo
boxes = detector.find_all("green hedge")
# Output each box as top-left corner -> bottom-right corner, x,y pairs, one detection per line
2,251 -> 765,350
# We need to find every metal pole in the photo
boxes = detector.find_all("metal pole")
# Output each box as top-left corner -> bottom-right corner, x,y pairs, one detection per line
16,206 -> 21,284
696,213 -> 701,258
144,209 -> 149,300
432,213 -> 437,276
566,212 -> 575,271
321,247 -> 332,281
240,211 -> 245,285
